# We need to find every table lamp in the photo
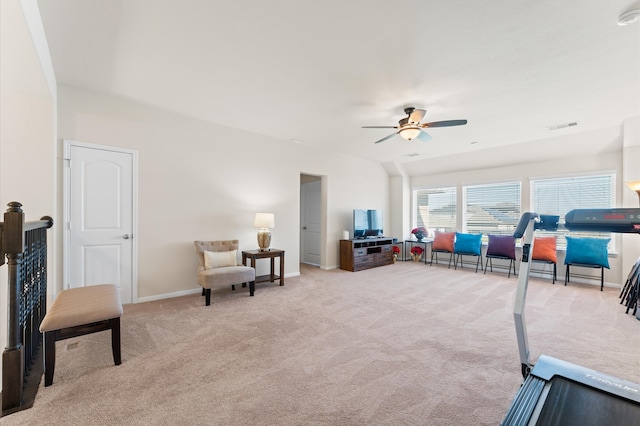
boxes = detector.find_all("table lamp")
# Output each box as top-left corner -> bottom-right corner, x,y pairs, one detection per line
254,213 -> 275,251
627,180 -> 640,205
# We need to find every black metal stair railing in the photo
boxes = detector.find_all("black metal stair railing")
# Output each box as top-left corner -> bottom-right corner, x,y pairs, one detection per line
0,202 -> 53,416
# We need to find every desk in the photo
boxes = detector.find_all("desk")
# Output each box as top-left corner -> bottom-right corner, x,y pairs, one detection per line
242,249 -> 285,286
404,240 -> 433,264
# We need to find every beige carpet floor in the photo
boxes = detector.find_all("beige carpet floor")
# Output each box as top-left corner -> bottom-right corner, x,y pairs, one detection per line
3,261 -> 639,425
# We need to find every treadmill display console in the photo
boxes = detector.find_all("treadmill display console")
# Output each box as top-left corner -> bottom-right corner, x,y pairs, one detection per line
564,208 -> 640,233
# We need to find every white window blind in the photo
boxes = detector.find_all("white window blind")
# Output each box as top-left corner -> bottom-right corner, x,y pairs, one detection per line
414,187 -> 457,236
463,181 -> 521,238
531,173 -> 615,249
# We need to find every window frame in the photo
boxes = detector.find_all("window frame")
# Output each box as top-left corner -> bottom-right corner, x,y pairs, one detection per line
530,171 -> 616,251
412,186 -> 457,237
462,180 -> 522,241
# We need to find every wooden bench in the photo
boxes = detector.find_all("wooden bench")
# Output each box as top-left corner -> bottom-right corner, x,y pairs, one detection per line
39,284 -> 123,386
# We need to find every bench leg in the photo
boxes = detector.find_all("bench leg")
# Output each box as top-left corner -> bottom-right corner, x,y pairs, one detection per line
43,331 -> 56,387
111,317 -> 122,365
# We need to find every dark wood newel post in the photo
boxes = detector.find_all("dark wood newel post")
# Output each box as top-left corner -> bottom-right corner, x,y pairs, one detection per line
2,202 -> 26,411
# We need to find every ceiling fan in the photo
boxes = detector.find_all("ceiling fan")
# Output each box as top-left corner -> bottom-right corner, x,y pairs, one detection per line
363,107 -> 467,144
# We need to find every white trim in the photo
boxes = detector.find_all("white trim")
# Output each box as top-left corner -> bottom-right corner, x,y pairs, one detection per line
138,273 -> 302,303
137,288 -> 202,304
62,139 -> 139,303
529,169 -> 617,182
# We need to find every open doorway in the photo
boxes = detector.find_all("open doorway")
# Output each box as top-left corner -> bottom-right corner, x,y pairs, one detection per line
300,174 -> 323,267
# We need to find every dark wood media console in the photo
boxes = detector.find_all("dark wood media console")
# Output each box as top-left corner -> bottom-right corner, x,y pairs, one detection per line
340,238 -> 394,271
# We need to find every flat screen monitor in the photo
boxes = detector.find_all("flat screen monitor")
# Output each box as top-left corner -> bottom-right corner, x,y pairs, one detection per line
353,209 -> 383,238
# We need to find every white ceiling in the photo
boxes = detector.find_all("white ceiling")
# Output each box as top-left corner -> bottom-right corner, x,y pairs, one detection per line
36,0 -> 640,175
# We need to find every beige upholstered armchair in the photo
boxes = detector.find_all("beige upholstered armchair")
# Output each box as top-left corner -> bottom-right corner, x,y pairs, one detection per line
194,240 -> 256,306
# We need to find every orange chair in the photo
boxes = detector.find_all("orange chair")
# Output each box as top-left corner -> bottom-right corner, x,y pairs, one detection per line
430,231 -> 455,268
531,236 -> 557,284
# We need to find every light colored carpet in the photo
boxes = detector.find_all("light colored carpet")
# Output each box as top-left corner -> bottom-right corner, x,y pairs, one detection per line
3,261 -> 639,425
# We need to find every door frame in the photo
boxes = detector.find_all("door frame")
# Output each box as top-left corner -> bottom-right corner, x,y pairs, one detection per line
300,179 -> 321,266
63,139 -> 139,303
300,173 -> 327,269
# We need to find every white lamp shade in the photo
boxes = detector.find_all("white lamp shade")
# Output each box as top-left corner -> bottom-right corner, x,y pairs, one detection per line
627,180 -> 640,192
399,126 -> 421,140
254,212 -> 275,228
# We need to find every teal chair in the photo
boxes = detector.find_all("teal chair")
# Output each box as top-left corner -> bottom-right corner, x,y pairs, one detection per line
453,232 -> 483,273
564,236 -> 610,291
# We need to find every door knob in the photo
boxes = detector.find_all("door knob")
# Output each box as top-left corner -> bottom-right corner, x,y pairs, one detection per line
123,234 -> 132,239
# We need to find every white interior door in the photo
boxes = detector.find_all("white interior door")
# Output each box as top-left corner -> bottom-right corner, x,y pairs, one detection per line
301,180 -> 321,265
65,141 -> 136,304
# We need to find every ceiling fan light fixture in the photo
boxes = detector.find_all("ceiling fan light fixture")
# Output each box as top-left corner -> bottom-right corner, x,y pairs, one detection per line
399,126 -> 421,140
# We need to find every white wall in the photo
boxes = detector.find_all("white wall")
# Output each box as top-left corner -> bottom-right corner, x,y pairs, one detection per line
57,85 -> 389,300
409,127 -> 630,285
0,0 -> 56,394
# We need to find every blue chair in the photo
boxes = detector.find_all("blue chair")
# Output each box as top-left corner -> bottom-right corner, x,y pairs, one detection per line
564,236 -> 610,291
453,232 -> 483,273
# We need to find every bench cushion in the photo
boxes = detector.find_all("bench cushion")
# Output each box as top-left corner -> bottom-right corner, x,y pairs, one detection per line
40,284 -> 123,332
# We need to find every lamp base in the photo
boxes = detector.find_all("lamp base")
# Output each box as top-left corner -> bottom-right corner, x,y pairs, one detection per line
257,229 -> 271,251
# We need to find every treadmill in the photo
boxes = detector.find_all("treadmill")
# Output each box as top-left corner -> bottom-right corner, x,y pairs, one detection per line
501,208 -> 640,425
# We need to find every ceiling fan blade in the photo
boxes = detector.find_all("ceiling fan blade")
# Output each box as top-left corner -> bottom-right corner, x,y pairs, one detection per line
421,119 -> 468,128
373,133 -> 398,144
362,126 -> 397,129
408,108 -> 426,123
416,131 -> 432,142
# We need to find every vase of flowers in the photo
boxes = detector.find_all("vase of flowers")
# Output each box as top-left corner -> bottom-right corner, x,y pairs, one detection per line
411,227 -> 426,241
410,245 -> 424,262
392,245 -> 400,263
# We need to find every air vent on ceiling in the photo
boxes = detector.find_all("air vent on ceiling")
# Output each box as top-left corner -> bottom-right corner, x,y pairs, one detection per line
547,122 -> 577,131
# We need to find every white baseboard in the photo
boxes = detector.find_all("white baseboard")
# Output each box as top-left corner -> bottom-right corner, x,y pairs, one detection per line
135,272 -> 302,304
136,287 -> 201,304
321,265 -> 338,270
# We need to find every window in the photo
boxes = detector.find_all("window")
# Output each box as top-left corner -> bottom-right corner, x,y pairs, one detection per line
463,181 -> 521,238
414,187 -> 456,236
531,173 -> 615,249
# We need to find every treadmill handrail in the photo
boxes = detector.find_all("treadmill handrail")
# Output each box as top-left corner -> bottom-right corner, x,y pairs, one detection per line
513,213 -> 538,377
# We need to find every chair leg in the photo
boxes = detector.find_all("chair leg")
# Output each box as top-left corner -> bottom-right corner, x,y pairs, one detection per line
201,287 -> 205,296
476,256 -> 482,273
205,288 -> 211,306
44,331 -> 56,387
553,263 -> 556,284
565,265 -> 569,286
600,267 -> 604,291
448,252 -> 453,269
110,317 -> 122,365
231,284 -> 235,291
249,281 -> 255,296
484,257 -> 490,274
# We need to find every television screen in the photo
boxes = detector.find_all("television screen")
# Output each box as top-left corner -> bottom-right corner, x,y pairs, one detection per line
353,209 -> 383,238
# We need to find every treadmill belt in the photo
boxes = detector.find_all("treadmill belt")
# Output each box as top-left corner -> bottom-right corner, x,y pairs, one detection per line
536,376 -> 640,426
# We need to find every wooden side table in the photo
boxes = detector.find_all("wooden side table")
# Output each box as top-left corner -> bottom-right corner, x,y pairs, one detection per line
242,249 -> 285,286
